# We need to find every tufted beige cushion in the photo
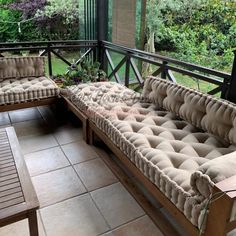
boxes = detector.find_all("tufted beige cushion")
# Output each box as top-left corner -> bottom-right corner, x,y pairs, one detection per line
67,80 -> 236,228
191,151 -> 236,198
0,57 -> 45,79
0,77 -> 60,105
87,99 -> 236,227
65,82 -> 143,113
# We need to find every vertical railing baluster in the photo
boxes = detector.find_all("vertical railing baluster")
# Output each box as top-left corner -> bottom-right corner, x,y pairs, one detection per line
98,41 -> 107,73
125,55 -> 131,87
47,43 -> 52,76
161,61 -> 168,79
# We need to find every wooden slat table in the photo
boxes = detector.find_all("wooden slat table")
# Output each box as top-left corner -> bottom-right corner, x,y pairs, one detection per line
0,127 -> 39,236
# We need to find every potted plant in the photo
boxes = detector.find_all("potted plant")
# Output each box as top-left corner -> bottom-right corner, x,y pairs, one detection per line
52,59 -> 107,89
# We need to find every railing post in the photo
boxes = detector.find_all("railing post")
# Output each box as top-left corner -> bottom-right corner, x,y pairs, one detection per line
96,0 -> 108,72
125,55 -> 131,87
47,43 -> 52,76
161,61 -> 168,79
221,78 -> 229,99
97,41 -> 107,73
226,50 -> 236,103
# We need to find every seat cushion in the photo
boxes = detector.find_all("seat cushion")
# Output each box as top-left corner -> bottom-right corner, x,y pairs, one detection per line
65,81 -> 142,113
0,76 -> 60,105
88,99 -> 236,228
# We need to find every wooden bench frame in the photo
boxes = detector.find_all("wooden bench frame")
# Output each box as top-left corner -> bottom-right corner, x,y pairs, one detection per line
64,96 -> 236,236
0,127 -> 39,236
0,97 -> 59,112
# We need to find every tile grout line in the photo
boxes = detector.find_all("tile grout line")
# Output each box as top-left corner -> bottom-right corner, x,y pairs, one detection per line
38,210 -> 48,236
10,117 -> 44,125
21,143 -> 59,156
28,164 -> 71,178
23,145 -> 60,157
9,107 -> 44,124
38,192 -> 89,209
88,191 -> 112,233
58,143 -> 89,194
96,214 -> 148,236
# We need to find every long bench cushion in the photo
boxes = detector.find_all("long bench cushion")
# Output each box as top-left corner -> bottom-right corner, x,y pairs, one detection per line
66,81 -> 236,228
87,98 -> 236,228
0,57 -> 45,79
0,76 -> 60,105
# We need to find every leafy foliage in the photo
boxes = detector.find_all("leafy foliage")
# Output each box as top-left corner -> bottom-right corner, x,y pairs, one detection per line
146,0 -> 236,71
52,60 -> 107,88
7,0 -> 46,18
36,0 -> 80,24
0,0 -> 81,41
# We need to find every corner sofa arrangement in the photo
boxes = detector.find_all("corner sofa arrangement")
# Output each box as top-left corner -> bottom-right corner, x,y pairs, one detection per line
0,56 -> 59,111
1,56 -> 236,236
64,77 -> 236,236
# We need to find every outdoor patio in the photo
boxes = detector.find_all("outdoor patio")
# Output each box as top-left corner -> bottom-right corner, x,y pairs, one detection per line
0,105 -> 183,236
0,1 -> 236,235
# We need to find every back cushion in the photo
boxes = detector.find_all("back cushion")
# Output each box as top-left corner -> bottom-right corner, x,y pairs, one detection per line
142,76 -> 236,144
0,56 -> 45,79
142,77 -> 168,107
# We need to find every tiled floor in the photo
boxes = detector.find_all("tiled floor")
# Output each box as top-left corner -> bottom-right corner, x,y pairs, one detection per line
0,106 -> 166,236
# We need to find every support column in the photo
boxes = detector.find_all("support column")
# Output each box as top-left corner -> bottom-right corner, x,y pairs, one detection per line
96,0 -> 108,72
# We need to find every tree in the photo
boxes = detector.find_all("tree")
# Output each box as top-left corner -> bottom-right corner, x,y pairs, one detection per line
145,0 -> 236,71
36,0 -> 80,24
5,0 -> 81,40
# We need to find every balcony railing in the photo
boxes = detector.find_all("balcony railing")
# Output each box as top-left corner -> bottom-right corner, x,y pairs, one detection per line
0,40 -> 235,102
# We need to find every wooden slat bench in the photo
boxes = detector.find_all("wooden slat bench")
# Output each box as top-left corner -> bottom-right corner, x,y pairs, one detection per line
0,127 -> 39,236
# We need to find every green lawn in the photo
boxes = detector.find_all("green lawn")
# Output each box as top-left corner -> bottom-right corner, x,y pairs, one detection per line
45,51 -> 82,75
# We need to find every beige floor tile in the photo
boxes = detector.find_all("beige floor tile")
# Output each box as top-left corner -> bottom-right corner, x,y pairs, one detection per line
13,119 -> 51,137
53,124 -> 83,145
19,134 -> 58,154
32,166 -> 86,207
101,215 -> 164,236
40,194 -> 109,236
0,112 -> 10,126
90,182 -> 145,229
61,141 -> 98,164
0,211 -> 45,236
25,147 -> 70,176
74,158 -> 118,191
9,107 -> 42,123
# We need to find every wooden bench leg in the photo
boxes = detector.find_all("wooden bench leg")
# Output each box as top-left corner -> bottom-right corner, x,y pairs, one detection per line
28,211 -> 39,236
83,119 -> 89,144
88,125 -> 95,145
